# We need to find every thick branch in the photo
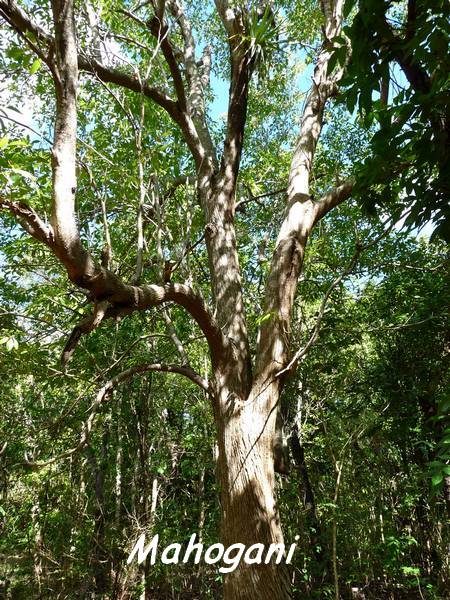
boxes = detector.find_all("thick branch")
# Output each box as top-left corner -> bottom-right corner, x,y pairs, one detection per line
168,0 -> 216,162
215,1 -> 255,201
0,197 -> 54,243
0,0 -> 52,52
312,178 -> 355,224
254,0 -> 345,384
214,0 -> 238,38
0,0 -> 201,153
1,193 -> 226,367
78,54 -> 179,117
62,300 -> 109,366
146,13 -> 188,111
50,0 -> 80,255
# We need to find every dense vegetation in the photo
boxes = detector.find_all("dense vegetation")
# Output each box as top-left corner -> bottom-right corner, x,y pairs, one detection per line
0,0 -> 448,598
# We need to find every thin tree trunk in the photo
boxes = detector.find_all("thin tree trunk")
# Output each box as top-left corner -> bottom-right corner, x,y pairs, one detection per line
85,418 -> 110,595
332,462 -> 343,600
290,425 -> 330,578
198,466 -> 206,543
31,500 -> 43,594
115,393 -> 123,527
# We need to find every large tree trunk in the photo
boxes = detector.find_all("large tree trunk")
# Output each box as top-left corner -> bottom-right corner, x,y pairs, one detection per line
213,369 -> 292,599
205,1 -> 346,580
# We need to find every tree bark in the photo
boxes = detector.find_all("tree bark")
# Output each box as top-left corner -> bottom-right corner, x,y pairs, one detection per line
85,418 -> 110,595
290,425 -> 329,574
214,379 -> 292,600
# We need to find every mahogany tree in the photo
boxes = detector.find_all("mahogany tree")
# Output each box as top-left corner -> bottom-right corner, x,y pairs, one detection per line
0,0 -> 433,598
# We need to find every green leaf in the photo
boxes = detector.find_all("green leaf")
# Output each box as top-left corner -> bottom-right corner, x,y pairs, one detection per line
10,168 -> 36,181
431,473 -> 443,486
401,566 -> 420,576
29,58 -> 41,75
0,135 -> 9,150
255,311 -> 274,326
0,337 -> 19,352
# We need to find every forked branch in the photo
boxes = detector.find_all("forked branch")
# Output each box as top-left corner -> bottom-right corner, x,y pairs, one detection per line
0,0 -> 228,369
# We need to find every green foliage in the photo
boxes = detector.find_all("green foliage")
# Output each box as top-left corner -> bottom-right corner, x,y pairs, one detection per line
335,0 -> 450,240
